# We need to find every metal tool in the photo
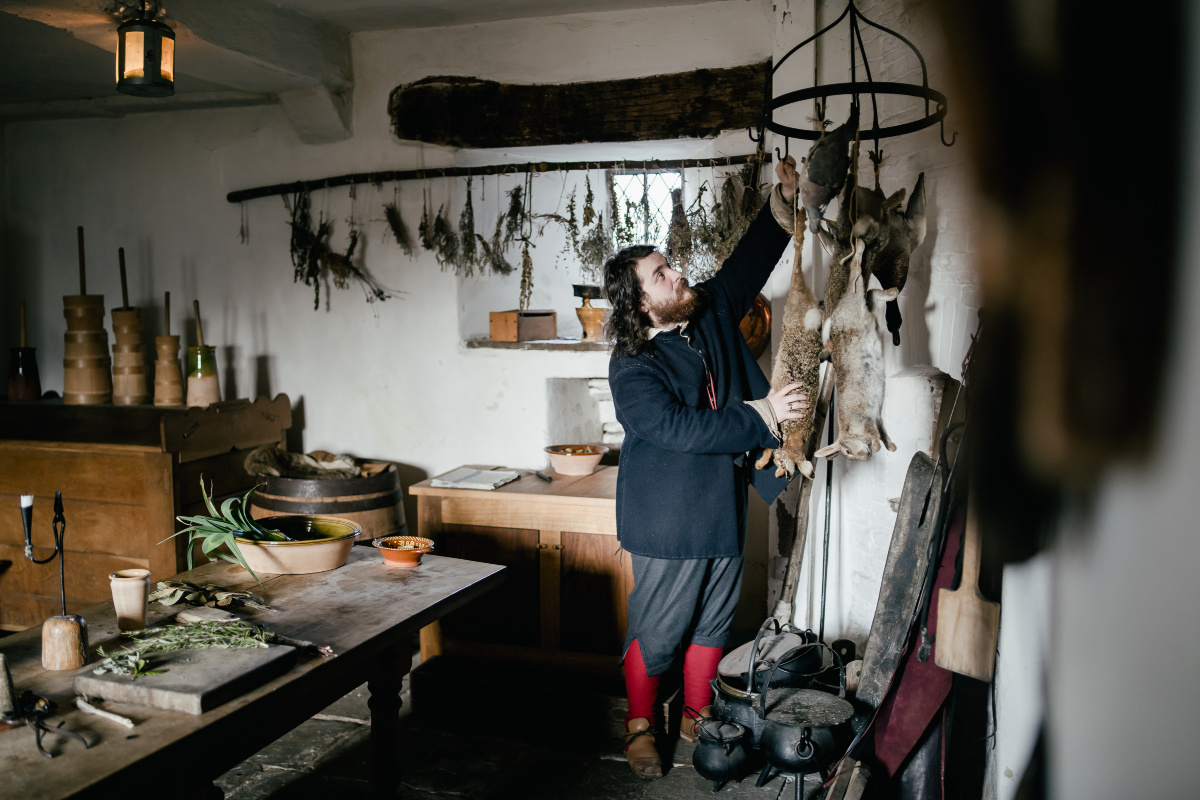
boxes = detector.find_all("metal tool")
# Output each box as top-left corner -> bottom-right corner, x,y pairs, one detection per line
534,470 -> 553,483
2,691 -> 90,759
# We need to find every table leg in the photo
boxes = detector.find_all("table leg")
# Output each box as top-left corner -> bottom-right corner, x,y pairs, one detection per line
419,620 -> 443,661
367,643 -> 411,797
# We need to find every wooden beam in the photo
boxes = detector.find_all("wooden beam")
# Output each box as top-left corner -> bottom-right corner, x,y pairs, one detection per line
226,153 -> 770,204
388,62 -> 769,149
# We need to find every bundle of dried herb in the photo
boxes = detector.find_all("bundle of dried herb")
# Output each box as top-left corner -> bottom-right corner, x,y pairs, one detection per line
384,202 -> 414,256
285,189 -> 398,309
430,205 -> 460,271
519,240 -> 535,310
149,580 -> 274,612
458,176 -> 478,276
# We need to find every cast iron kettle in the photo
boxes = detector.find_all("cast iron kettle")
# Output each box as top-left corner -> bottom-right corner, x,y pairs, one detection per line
755,643 -> 854,787
691,716 -> 750,791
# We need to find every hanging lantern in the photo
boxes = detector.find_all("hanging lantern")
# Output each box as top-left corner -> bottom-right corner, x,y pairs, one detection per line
115,4 -> 174,97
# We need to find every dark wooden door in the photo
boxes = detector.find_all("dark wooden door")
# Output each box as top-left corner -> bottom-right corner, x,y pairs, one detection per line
434,522 -> 541,648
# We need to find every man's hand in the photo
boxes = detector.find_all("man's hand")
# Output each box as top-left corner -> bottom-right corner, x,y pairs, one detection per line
775,155 -> 798,204
768,382 -> 809,423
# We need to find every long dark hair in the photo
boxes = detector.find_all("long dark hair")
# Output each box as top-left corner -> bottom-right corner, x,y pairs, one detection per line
602,244 -> 657,357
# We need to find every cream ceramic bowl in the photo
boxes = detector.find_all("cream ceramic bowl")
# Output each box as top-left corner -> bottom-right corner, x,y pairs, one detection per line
234,515 -> 361,575
544,444 -> 609,476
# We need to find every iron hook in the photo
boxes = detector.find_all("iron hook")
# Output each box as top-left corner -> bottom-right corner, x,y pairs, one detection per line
775,137 -> 790,162
940,116 -> 957,147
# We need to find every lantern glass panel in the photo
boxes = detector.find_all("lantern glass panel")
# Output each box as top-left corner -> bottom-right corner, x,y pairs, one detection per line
160,37 -> 174,81
123,30 -> 145,79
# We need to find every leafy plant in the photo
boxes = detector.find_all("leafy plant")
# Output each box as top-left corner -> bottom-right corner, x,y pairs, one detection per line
161,478 -> 288,583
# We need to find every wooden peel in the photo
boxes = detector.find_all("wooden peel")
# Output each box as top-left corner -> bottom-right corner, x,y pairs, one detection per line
934,484 -> 1000,681
76,226 -> 87,295
193,299 -> 204,347
118,247 -> 130,309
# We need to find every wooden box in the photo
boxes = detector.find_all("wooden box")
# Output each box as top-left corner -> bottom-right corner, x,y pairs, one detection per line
489,310 -> 557,342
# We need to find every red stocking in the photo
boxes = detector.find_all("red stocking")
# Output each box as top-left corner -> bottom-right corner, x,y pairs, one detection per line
624,639 -> 661,726
683,643 -> 722,712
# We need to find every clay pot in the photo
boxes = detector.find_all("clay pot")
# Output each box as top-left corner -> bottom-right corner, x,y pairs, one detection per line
234,515 -> 361,575
373,535 -> 434,568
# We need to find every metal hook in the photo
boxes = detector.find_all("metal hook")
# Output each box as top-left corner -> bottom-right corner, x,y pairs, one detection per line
748,125 -> 763,144
774,137 -> 790,163
940,116 -> 957,147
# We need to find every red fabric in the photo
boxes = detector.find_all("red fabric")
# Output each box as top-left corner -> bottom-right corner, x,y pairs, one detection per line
872,507 -> 964,778
624,639 -> 662,725
683,643 -> 722,711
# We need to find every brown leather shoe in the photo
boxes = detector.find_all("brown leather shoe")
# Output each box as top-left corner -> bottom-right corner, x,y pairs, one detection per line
680,705 -> 713,743
624,717 -> 662,778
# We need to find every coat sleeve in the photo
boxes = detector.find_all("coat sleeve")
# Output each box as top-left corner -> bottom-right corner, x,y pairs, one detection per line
611,363 -> 775,455
704,194 -> 792,319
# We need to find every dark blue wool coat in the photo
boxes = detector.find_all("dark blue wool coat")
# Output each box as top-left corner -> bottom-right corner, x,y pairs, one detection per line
610,201 -> 794,559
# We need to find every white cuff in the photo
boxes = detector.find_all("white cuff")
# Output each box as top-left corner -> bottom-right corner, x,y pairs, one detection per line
744,397 -> 781,443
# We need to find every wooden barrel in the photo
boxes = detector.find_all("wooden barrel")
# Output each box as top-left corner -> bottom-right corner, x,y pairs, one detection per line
153,335 -> 184,406
249,463 -> 408,542
62,295 -> 111,405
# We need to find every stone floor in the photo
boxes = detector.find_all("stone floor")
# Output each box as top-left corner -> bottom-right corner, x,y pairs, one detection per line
213,648 -> 824,800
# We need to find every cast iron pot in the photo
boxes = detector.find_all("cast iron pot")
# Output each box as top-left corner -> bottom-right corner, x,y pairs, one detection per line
719,618 -> 822,692
712,621 -> 774,747
692,717 -> 750,791
756,644 -> 854,782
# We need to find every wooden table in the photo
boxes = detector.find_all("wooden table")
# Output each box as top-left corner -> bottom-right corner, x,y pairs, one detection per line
0,549 -> 504,799
410,465 -> 628,673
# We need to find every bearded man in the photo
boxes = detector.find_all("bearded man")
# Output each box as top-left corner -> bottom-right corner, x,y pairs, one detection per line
602,158 -> 807,777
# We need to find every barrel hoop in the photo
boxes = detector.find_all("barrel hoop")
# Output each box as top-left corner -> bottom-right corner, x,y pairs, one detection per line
260,463 -> 399,497
252,488 -> 402,514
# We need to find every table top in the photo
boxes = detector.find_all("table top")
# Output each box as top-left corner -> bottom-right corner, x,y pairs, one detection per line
409,464 -> 617,506
0,549 -> 504,799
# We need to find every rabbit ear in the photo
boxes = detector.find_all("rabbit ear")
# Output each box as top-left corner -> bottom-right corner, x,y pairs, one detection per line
815,442 -> 843,460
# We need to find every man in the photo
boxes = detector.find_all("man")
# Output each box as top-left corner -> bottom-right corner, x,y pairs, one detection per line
602,158 -> 807,777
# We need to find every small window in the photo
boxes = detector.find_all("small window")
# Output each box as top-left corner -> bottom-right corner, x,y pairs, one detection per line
608,169 -> 683,250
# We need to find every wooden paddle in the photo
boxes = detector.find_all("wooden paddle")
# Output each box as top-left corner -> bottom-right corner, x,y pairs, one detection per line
934,484 -> 1000,681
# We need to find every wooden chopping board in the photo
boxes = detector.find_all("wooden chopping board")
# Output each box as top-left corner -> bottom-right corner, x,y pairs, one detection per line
73,645 -> 296,715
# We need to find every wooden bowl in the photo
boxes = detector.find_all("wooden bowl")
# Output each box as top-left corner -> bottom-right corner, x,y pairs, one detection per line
234,515 -> 361,575
373,535 -> 434,568
544,444 -> 609,476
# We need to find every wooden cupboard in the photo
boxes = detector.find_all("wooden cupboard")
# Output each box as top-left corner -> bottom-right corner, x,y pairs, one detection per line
410,465 -> 630,673
0,396 -> 291,631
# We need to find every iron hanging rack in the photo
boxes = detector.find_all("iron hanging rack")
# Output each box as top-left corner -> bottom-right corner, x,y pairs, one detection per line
753,0 -> 956,153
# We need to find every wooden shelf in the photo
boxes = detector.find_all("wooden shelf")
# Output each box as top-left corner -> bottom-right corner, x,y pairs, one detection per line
465,338 -> 610,352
